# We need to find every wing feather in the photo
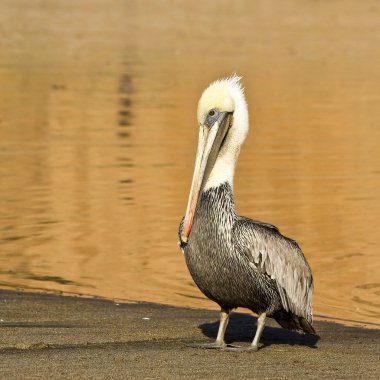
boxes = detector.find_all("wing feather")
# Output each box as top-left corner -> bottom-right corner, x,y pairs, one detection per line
233,218 -> 314,321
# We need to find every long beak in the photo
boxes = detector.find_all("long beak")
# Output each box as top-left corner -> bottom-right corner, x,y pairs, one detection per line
181,112 -> 231,243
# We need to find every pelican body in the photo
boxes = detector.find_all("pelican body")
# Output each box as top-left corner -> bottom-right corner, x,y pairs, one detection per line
179,76 -> 315,351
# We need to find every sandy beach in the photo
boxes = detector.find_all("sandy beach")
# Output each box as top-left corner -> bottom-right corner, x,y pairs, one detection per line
0,290 -> 378,379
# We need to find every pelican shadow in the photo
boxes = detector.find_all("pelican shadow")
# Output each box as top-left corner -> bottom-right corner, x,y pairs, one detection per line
199,312 -> 320,349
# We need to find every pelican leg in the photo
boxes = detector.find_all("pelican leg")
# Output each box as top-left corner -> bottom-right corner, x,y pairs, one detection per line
250,312 -> 266,350
224,312 -> 266,352
187,308 -> 230,349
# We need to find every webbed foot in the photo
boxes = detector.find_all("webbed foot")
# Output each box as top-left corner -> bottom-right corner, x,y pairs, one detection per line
186,341 -> 226,349
223,344 -> 259,352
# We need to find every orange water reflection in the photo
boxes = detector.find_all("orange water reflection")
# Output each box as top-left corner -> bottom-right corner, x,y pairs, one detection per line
0,0 -> 379,327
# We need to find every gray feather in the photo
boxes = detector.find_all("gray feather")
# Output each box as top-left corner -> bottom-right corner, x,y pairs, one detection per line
233,218 -> 314,323
180,182 -> 315,333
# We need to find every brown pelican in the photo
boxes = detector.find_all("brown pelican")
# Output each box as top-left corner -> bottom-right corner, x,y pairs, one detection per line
179,76 -> 315,352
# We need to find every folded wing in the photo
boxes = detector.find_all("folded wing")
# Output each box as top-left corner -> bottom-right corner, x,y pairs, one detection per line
233,217 -> 314,322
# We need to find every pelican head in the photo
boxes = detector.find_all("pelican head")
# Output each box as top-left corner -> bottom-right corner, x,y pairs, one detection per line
181,75 -> 249,242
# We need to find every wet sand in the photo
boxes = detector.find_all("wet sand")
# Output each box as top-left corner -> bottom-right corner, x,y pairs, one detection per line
0,291 -> 378,379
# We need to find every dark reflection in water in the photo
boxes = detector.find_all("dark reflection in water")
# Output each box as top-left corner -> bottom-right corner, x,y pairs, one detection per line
24,274 -> 78,286
117,73 -> 134,205
0,0 -> 379,328
118,74 -> 133,130
2,236 -> 26,243
357,283 -> 380,290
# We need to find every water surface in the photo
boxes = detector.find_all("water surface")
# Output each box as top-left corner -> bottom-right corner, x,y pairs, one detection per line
0,0 -> 379,327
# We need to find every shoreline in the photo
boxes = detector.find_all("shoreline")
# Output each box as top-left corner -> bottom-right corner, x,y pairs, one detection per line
0,285 -> 378,330
0,289 -> 379,379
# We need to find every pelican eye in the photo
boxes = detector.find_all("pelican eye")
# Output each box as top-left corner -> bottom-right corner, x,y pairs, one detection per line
205,108 -> 219,127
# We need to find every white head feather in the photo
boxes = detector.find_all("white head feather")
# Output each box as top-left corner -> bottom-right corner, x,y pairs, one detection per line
197,75 -> 249,190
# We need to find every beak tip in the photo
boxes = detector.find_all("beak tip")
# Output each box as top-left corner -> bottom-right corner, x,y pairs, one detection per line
179,234 -> 188,250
